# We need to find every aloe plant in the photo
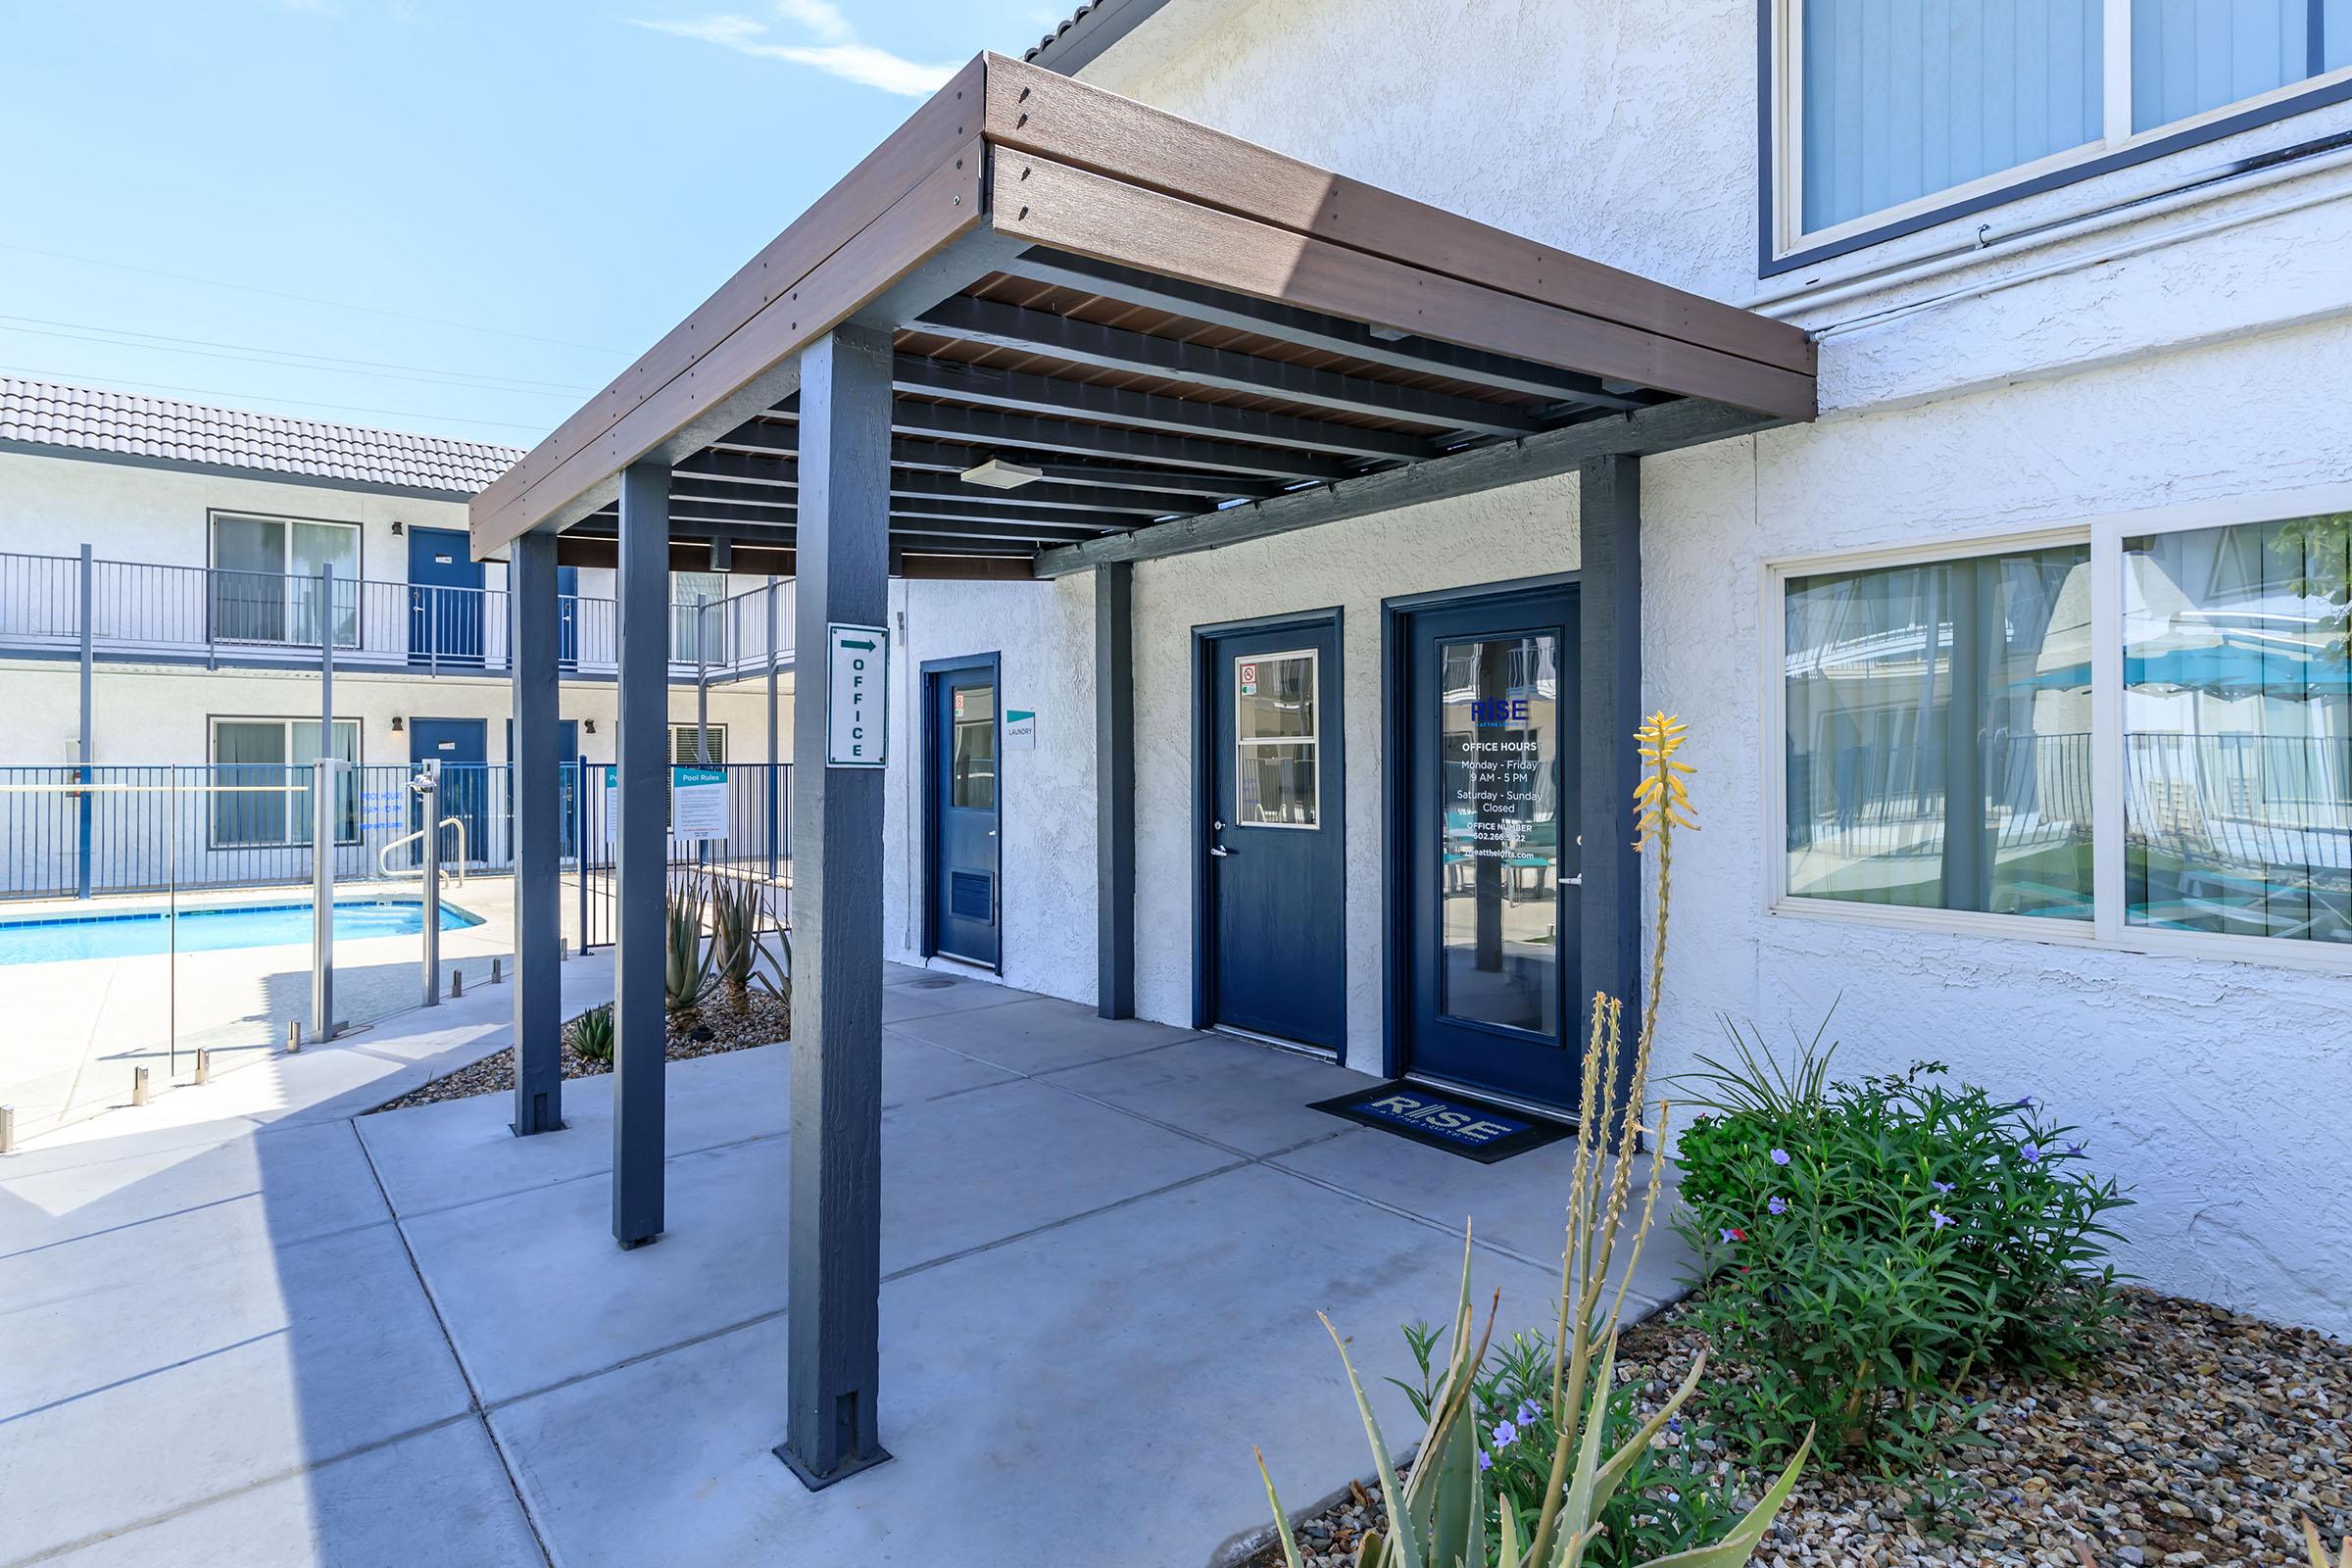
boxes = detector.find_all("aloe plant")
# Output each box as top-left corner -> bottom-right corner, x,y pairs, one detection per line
1258,713 -> 1811,1568
570,1003 -> 614,1064
664,878 -> 718,1015
708,877 -> 788,1014
2307,1521 -> 2351,1568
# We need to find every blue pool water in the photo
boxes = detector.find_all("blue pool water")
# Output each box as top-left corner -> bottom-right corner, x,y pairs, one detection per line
0,900 -> 483,965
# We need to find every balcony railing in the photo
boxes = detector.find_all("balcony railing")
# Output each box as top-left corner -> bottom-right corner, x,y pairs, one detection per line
0,551 -> 795,680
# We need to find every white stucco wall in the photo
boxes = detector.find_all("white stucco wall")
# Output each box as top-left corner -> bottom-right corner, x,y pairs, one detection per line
852,0 -> 2352,1335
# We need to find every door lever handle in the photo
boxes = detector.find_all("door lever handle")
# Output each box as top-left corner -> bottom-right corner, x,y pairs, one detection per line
1208,845 -> 1234,858
1561,874 -> 1584,886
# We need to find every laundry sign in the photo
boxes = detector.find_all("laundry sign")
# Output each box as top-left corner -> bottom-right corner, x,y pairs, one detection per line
826,622 -> 889,767
670,765 -> 729,841
1004,708 -> 1036,751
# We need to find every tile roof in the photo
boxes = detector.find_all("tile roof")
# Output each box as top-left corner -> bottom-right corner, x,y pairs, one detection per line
0,377 -> 525,497
1023,0 -> 1172,71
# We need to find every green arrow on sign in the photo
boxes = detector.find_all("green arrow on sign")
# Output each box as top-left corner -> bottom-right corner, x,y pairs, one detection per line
841,638 -> 875,651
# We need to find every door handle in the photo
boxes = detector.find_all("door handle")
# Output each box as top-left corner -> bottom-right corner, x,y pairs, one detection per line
1562,874 -> 1584,886
1209,844 -> 1234,858
987,829 -> 997,837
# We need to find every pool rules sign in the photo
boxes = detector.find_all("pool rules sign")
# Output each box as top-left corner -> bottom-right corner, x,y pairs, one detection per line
825,622 -> 889,767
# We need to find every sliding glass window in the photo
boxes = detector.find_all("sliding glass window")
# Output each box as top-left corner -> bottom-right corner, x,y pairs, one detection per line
1784,543 -> 2095,918
1777,0 -> 2352,255
2124,515 -> 2352,945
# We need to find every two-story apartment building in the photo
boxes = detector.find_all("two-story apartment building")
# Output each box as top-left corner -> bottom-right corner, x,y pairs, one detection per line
0,377 -> 794,894
849,1 -> 2344,1337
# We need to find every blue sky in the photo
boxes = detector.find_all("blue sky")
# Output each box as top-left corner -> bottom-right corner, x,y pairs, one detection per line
1,0 -> 1072,450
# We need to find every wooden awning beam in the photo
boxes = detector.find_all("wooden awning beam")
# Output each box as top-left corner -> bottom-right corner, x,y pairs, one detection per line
470,51 -> 1813,560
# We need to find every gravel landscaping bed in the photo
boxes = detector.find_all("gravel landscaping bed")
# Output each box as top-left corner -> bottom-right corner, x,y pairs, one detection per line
1250,1287 -> 2350,1568
367,991 -> 789,1112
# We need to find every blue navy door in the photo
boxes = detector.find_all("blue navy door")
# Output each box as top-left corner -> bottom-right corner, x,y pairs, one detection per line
1203,620 -> 1344,1051
411,718 -> 488,867
408,526 -> 484,666
928,662 -> 1000,967
1400,587 -> 1581,1106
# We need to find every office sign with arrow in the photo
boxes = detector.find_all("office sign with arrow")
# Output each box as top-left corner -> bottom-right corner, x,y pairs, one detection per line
825,622 -> 890,768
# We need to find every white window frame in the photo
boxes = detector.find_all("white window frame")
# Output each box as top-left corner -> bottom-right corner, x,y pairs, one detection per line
206,714 -> 364,849
1760,479 -> 2352,975
1770,0 -> 2352,259
1234,647 -> 1322,830
207,510 -> 363,649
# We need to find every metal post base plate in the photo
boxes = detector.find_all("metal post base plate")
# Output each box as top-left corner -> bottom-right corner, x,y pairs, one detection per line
773,1442 -> 893,1494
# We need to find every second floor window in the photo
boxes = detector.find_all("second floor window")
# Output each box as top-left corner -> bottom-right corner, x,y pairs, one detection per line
1777,0 -> 2352,257
211,512 -> 360,647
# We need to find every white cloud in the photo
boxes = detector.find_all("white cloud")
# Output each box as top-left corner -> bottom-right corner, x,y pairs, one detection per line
633,5 -> 960,98
773,0 -> 851,43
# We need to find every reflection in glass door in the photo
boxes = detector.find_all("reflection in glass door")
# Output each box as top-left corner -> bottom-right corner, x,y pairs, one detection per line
1438,633 -> 1562,1038
1399,586 -> 1581,1107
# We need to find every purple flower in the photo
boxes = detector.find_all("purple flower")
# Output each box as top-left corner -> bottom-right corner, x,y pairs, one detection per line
1491,1418 -> 1518,1447
1477,1449 -> 1494,1472
2067,1142 -> 2084,1157
2012,1097 -> 2037,1111
1769,1148 -> 1791,1166
1516,1399 -> 1541,1426
1933,1180 -> 1956,1194
1931,1208 -> 1954,1230
2021,1144 -> 2043,1164
1767,1196 -> 1788,1215
1720,1228 -> 1743,1246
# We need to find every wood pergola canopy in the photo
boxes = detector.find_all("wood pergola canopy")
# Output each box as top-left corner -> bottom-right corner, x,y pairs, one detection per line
472,52 -> 1815,580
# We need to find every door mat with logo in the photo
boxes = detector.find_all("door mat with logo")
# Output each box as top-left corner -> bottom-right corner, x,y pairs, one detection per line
1307,1082 -> 1574,1163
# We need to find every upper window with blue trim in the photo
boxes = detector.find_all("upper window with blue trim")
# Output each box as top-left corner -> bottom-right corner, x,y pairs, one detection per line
1772,0 -> 2352,264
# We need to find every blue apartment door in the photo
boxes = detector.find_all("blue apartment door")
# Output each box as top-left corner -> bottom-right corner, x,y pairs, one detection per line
1202,619 -> 1344,1052
1398,586 -> 1581,1108
411,718 -> 488,867
408,526 -> 484,666
927,661 -> 1000,967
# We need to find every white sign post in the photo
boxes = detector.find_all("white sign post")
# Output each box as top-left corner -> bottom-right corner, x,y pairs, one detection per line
826,622 -> 889,768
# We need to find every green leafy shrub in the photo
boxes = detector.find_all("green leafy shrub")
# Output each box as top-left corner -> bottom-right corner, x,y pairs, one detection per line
570,1003 -> 614,1064
1672,1023 -> 2132,1475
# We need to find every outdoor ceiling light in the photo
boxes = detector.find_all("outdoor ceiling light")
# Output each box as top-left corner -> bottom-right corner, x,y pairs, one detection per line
959,457 -> 1043,489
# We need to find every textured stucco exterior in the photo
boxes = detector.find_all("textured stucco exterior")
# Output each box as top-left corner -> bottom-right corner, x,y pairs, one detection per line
858,0 -> 2352,1336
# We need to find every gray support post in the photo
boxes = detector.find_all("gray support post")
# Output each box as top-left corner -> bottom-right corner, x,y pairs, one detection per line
697,594 -> 711,763
418,760 -> 441,1005
1094,561 -> 1135,1018
311,562 -> 336,1043
1578,457 -> 1642,1075
778,323 -> 893,1490
612,462 -> 671,1248
512,529 -> 564,1136
766,579 -> 781,885
76,544 -> 92,901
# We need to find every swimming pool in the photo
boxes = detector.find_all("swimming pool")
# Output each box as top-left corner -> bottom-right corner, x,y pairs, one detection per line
0,900 -> 484,965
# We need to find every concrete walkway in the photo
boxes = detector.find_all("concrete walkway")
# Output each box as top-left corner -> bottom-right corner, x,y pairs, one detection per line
0,964 -> 1688,1567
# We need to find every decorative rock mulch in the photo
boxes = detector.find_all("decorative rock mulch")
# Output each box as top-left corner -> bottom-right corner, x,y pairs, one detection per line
366,990 -> 789,1112
1250,1288 -> 2349,1568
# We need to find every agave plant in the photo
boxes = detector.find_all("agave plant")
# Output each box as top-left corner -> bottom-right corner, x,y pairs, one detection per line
664,877 -> 719,1015
570,1002 -> 615,1065
708,876 -> 788,1014
2307,1521 -> 2352,1568
1258,713 -> 1811,1568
